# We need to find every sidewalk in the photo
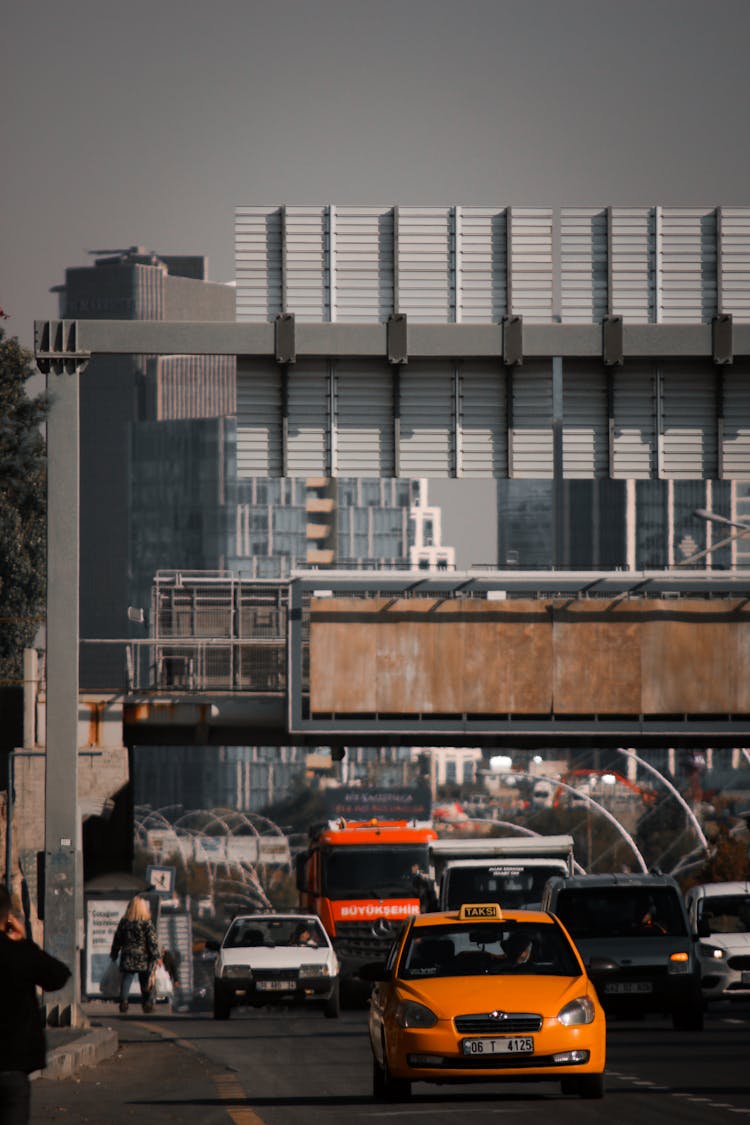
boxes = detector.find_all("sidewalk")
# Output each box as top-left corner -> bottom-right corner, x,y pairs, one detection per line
33,1006 -> 119,1081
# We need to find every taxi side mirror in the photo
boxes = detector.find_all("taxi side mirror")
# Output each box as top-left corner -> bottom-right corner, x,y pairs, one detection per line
359,960 -> 388,982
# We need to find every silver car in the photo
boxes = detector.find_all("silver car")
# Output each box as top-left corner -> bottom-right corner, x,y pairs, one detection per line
685,882 -> 750,1003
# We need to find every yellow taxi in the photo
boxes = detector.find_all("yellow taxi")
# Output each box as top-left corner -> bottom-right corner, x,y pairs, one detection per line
363,903 -> 606,1101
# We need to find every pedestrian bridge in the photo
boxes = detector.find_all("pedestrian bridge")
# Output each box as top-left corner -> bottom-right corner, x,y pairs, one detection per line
82,570 -> 750,750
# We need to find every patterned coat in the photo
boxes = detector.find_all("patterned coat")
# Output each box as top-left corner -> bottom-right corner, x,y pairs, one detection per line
110,918 -> 159,973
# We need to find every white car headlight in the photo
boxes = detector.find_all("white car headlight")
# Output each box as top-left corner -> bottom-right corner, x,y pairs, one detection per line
299,964 -> 330,978
699,943 -> 726,960
395,1000 -> 438,1029
557,996 -> 596,1026
221,965 -> 252,979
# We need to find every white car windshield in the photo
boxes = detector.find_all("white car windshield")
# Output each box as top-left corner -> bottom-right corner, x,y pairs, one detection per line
224,918 -> 327,949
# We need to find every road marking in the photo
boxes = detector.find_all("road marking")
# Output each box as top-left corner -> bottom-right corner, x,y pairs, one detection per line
213,1073 -> 267,1125
129,1020 -> 267,1124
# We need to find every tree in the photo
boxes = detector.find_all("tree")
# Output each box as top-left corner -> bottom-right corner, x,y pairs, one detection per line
0,329 -> 47,683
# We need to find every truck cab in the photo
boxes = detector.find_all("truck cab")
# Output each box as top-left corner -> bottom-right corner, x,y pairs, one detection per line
430,834 -> 575,912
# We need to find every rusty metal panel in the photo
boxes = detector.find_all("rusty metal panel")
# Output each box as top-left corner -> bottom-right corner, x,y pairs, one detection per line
640,600 -> 750,714
309,599 -> 553,715
309,597 -> 750,719
552,603 -> 642,714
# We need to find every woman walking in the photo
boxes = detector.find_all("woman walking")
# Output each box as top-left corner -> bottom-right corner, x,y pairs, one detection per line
109,896 -> 160,1014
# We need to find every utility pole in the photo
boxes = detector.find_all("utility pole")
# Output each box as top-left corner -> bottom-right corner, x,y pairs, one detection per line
39,329 -> 88,1026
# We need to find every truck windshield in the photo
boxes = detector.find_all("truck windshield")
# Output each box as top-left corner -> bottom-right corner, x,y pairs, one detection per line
445,864 -> 565,910
555,887 -> 688,939
323,845 -> 430,900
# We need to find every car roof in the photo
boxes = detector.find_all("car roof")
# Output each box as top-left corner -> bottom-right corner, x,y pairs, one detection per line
547,873 -> 680,890
411,908 -> 555,928
689,881 -> 750,896
227,913 -> 320,925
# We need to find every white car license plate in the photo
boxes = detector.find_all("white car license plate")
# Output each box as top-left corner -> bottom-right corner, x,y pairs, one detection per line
604,981 -> 653,995
256,980 -> 295,991
462,1037 -> 534,1056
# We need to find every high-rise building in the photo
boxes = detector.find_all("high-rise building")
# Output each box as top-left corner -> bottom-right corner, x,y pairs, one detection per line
52,247 -> 235,687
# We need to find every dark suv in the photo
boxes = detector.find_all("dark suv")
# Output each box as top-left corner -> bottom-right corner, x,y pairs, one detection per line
542,874 -> 703,1030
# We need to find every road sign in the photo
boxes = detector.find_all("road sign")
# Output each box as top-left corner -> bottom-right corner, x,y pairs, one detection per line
146,864 -> 176,897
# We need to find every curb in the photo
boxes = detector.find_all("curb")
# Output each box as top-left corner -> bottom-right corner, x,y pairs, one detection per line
34,1027 -> 119,1081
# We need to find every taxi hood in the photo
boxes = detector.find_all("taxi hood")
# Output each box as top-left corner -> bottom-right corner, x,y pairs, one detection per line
397,973 -> 590,1018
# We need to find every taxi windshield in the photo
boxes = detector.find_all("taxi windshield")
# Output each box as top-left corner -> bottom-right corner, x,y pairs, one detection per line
399,921 -> 581,980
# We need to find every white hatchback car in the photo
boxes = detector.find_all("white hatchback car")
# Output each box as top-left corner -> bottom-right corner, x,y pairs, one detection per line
209,913 -> 340,1019
685,882 -> 750,1003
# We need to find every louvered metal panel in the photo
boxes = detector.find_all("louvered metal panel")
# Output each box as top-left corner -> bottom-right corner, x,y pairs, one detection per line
236,207 -> 283,321
562,363 -> 608,477
457,207 -> 507,323
723,364 -> 750,479
560,209 -> 608,323
660,362 -> 717,478
399,361 -> 454,474
236,359 -> 282,475
509,209 -> 554,322
609,207 -> 655,324
611,362 -> 656,478
333,207 -> 394,323
459,361 -> 507,476
658,208 -> 717,323
397,207 -> 454,322
287,361 -> 330,474
133,264 -> 165,319
285,207 -> 330,322
334,360 -> 394,475
720,208 -> 750,321
511,362 -> 553,478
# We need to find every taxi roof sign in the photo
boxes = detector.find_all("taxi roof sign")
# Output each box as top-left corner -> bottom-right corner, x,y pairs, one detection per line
458,903 -> 503,921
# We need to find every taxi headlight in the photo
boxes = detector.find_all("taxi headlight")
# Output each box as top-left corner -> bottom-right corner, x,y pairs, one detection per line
299,964 -> 330,978
698,943 -> 725,960
221,965 -> 251,979
395,1000 -> 438,1029
557,996 -> 595,1026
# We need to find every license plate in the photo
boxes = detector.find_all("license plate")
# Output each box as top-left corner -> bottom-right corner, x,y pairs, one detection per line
256,980 -> 295,991
741,972 -> 750,985
604,981 -> 653,995
462,1037 -> 534,1056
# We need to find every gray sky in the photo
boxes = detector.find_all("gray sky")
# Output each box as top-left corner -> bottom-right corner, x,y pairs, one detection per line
3,0 -> 750,352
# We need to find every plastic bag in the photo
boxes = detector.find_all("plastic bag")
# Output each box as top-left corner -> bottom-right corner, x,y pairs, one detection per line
100,959 -> 121,999
153,963 -> 174,1000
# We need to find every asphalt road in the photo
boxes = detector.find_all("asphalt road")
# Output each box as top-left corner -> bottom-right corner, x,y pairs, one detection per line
31,1000 -> 750,1124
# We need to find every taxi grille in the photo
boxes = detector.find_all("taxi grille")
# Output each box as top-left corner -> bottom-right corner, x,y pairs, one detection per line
454,1012 -> 542,1034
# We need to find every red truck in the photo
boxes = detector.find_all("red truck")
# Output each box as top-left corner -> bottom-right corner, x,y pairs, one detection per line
295,819 -> 437,982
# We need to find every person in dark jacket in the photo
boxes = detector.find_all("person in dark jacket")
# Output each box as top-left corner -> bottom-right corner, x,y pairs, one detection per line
0,883 -> 70,1124
109,895 -> 159,1014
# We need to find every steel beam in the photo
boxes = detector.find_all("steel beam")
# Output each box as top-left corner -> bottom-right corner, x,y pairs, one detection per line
35,319 -> 750,360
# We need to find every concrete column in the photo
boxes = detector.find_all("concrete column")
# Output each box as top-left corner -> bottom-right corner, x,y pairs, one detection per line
44,367 -> 83,1023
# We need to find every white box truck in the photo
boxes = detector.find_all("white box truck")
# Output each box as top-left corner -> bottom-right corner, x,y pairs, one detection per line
430,834 -> 576,912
